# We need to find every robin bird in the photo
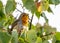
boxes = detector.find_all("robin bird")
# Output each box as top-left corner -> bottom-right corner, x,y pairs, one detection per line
9,13 -> 29,34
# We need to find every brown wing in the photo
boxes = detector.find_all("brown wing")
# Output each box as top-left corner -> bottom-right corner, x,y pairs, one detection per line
8,19 -> 19,34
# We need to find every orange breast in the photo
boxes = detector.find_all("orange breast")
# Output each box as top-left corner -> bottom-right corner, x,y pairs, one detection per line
21,14 -> 29,26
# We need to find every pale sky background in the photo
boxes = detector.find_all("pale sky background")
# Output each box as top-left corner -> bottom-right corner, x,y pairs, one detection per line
1,0 -> 60,32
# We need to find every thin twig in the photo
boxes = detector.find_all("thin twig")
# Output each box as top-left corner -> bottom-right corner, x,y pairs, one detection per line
17,3 -> 23,8
17,3 -> 25,12
16,8 -> 22,13
29,15 -> 34,30
41,32 -> 54,37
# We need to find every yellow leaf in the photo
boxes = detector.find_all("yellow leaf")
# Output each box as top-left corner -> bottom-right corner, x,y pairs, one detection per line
38,5 -> 42,13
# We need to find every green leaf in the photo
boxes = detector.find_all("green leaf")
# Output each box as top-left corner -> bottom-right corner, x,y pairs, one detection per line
5,0 -> 16,14
0,1 -> 3,11
31,24 -> 36,29
4,14 -> 14,29
47,7 -> 53,13
55,32 -> 60,41
26,29 -> 37,43
20,30 -> 27,39
18,37 -> 25,43
49,0 -> 60,5
0,1 -> 6,28
42,40 -> 49,43
35,37 -> 42,43
41,13 -> 48,23
22,0 -> 34,10
55,0 -> 60,5
42,0 -> 49,11
22,0 -> 37,14
11,30 -> 18,43
56,40 -> 60,43
35,11 -> 41,19
44,23 -> 56,34
0,1 -> 5,20
52,35 -> 60,43
0,12 -> 6,28
0,32 -> 11,43
36,23 -> 44,37
0,19 -> 5,28
49,0 -> 55,4
31,5 -> 37,14
52,36 -> 56,43
0,11 -> 6,20
47,35 -> 54,40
